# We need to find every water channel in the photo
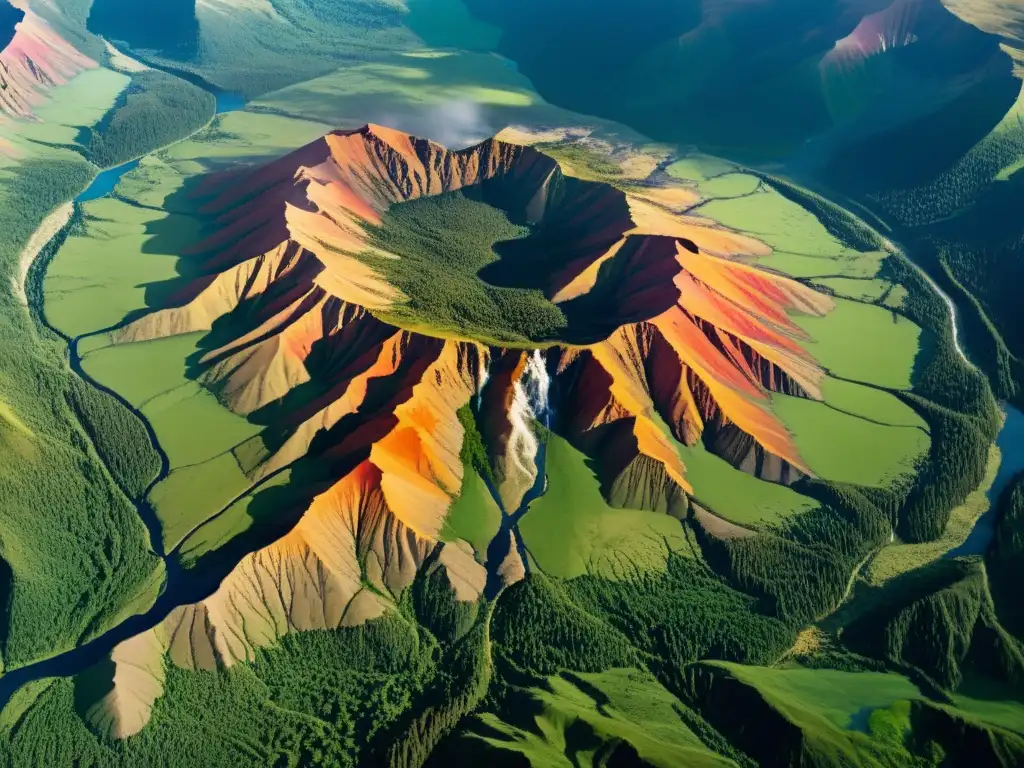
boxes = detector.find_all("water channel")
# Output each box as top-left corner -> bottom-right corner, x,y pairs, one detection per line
0,82 -> 247,711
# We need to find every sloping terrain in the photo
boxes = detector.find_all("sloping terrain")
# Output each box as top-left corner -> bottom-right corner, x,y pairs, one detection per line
465,0 -> 1019,182
0,3 -> 95,121
1,1 -> 1022,765
35,124 -> 847,739
100,124 -> 834,555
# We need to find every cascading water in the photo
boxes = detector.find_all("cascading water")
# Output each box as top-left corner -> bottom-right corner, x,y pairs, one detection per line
502,350 -> 552,500
505,378 -> 539,487
523,349 -> 551,426
483,350 -> 553,595
476,359 -> 490,409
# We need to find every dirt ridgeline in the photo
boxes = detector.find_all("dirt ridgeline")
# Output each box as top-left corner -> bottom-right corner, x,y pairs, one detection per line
13,201 -> 73,306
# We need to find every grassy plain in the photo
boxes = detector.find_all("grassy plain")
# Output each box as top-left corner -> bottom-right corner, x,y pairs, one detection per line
440,470 -> 502,561
953,694 -> 1024,735
813,277 -> 893,302
758,248 -> 885,279
794,297 -> 920,391
665,155 -> 735,183
676,440 -> 817,528
771,393 -> 928,487
697,189 -> 847,257
45,198 -> 201,338
697,172 -> 760,198
11,69 -> 128,149
816,377 -> 927,429
520,435 -> 689,580
711,662 -> 922,731
80,333 -> 260,551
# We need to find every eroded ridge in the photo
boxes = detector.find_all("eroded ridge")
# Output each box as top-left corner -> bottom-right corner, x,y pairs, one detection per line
82,126 -> 836,736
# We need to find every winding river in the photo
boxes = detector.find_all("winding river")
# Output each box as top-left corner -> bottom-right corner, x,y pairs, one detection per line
876,230 -> 1024,559
0,85 -> 246,711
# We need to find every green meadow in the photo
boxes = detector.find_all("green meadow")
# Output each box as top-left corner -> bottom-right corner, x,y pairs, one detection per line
675,440 -> 817,528
711,663 -> 922,731
441,470 -> 503,561
467,668 -> 735,767
771,394 -> 928,488
520,435 -> 689,580
697,172 -> 761,198
79,333 -> 261,551
794,297 -> 920,391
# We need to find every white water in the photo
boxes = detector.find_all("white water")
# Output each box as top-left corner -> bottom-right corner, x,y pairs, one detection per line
523,349 -> 551,425
501,351 -> 551,504
476,358 -> 490,409
506,381 -> 538,482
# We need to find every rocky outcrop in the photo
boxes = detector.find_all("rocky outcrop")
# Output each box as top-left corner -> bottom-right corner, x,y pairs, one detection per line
105,123 -> 835,549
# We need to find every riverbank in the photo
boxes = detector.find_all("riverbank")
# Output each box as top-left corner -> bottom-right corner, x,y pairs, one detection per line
12,203 -> 72,306
0,70 -> 250,701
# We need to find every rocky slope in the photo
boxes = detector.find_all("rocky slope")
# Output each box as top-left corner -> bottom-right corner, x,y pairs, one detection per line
0,2 -> 95,121
81,125 -> 837,736
113,124 -> 831,507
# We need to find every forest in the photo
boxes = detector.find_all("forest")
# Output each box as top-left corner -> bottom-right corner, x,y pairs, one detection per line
364,190 -> 569,346
80,71 -> 215,169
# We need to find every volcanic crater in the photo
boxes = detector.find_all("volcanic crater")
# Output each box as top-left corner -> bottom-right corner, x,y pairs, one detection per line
117,124 -> 837,529
78,124 -> 844,738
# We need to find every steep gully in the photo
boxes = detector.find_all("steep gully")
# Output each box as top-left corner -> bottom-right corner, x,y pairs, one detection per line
1,109 -> 1021,712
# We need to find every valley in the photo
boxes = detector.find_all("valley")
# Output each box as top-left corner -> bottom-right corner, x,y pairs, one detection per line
0,1 -> 1022,766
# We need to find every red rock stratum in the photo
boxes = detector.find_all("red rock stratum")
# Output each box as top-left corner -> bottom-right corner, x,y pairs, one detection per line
0,2 -> 95,123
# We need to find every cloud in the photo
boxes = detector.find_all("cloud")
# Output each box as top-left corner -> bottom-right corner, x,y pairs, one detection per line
373,99 -> 496,148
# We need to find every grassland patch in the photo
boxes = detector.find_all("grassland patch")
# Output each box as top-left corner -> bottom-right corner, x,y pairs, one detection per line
520,435 -> 688,580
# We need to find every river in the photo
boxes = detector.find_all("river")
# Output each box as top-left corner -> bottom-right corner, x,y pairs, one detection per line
2,84 -> 1022,713
947,404 -> 1024,558
0,82 -> 248,712
790,175 -> 1024,557
73,87 -> 243,204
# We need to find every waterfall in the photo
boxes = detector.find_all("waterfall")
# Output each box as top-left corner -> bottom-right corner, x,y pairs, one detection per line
476,358 -> 490,409
523,349 -> 551,426
506,379 -> 539,483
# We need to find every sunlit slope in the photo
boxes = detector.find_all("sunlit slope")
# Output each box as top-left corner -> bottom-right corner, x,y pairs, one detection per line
81,125 -> 843,552
79,476 -> 486,738
31,56 -> 935,746
0,4 -> 95,123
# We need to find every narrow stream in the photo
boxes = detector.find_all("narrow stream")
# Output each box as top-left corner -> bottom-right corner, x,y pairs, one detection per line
3,89 -> 1022,716
484,351 -> 551,597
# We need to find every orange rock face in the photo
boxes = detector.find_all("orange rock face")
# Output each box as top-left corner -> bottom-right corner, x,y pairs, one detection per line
88,124 -> 838,738
116,123 -> 833,529
0,6 -> 95,121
